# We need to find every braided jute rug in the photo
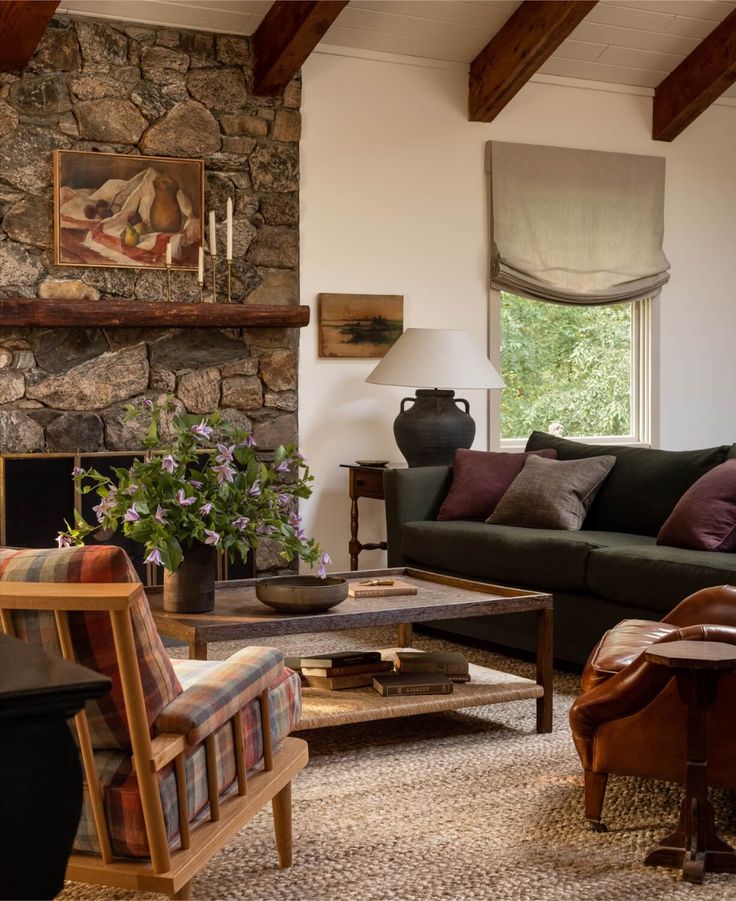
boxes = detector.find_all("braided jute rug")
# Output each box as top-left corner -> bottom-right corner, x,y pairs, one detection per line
61,626 -> 736,901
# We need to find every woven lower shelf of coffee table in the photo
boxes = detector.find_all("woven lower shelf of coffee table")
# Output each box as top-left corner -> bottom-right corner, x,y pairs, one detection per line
296,651 -> 544,730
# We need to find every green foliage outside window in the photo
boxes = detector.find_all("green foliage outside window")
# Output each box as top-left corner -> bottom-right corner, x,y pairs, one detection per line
500,292 -> 633,440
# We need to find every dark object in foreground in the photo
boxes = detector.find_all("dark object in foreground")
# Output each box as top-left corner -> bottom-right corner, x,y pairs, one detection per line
0,634 -> 110,901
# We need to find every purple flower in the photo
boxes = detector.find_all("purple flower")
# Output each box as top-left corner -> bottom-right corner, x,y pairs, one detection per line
189,480 -> 203,489
143,398 -> 154,410
126,483 -> 138,496
245,434 -> 257,448
204,528 -> 220,546
123,507 -> 140,522
277,493 -> 289,506
154,506 -> 168,524
199,502 -> 213,515
145,548 -> 163,566
56,534 -> 72,548
216,443 -> 235,463
71,466 -> 84,477
321,552 -> 332,565
93,495 -> 116,523
212,462 -> 235,484
317,564 -> 327,579
162,455 -> 176,474
248,479 -> 261,497
294,452 -> 307,464
276,461 -> 289,473
288,512 -> 300,527
232,515 -> 250,531
177,489 -> 196,506
191,420 -> 213,439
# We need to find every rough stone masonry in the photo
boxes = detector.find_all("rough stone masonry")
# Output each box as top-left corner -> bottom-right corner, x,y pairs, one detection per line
0,15 -> 301,457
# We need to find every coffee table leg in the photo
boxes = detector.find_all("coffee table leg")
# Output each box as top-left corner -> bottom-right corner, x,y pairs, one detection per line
189,640 -> 208,661
397,623 -> 413,647
536,607 -> 553,733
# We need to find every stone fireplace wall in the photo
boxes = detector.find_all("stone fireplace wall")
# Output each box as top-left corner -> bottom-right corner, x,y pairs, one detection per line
0,15 -> 300,456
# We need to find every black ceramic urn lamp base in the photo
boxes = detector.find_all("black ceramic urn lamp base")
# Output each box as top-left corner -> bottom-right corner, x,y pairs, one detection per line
394,389 -> 475,467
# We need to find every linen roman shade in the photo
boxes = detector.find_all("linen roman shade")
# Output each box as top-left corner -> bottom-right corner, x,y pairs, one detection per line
488,141 -> 670,305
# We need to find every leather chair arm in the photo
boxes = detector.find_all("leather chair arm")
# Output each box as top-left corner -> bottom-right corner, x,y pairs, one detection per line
664,585 -> 736,629
570,623 -> 736,769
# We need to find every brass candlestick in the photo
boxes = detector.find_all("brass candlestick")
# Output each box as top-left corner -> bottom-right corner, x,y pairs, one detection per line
210,254 -> 218,304
166,264 -> 172,302
226,259 -> 232,303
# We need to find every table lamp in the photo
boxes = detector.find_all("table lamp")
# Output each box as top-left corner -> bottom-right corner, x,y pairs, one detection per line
365,328 -> 505,467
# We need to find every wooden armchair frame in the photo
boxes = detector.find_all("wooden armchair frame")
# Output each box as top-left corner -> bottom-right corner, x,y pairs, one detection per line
0,581 -> 308,899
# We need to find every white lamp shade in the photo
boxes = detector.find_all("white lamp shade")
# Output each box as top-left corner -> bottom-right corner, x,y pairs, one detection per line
365,328 -> 505,391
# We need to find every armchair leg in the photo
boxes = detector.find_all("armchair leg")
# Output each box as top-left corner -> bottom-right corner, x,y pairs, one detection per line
584,770 -> 609,832
272,782 -> 293,868
173,879 -> 192,899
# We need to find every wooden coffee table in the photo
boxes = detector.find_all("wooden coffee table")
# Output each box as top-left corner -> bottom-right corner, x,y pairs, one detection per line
149,567 -> 553,733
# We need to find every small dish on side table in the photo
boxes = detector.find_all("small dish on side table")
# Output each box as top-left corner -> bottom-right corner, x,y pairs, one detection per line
355,459 -> 389,467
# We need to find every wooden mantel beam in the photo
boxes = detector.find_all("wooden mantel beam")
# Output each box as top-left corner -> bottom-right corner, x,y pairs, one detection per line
653,9 -> 736,142
253,0 -> 348,96
0,0 -> 59,73
469,1 -> 597,123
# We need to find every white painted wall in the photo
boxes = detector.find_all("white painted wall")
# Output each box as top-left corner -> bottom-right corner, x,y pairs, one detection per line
299,49 -> 736,571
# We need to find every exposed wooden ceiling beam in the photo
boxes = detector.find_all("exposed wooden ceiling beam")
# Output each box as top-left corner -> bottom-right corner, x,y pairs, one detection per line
653,9 -> 736,142
0,0 -> 59,73
469,1 -> 597,123
253,0 -> 348,96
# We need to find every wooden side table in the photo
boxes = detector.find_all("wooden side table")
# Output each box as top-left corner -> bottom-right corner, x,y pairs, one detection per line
644,639 -> 736,884
341,463 -> 402,570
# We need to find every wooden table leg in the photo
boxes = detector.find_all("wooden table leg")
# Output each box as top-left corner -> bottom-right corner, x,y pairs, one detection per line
189,640 -> 208,661
535,607 -> 553,733
349,497 -> 360,571
645,669 -> 736,883
397,623 -> 413,647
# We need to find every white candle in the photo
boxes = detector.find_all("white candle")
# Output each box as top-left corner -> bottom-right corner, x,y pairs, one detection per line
226,197 -> 233,261
165,241 -> 172,267
209,211 -> 216,257
198,246 -> 204,285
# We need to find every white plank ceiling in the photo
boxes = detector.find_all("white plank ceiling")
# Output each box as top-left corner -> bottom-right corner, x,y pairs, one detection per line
58,0 -> 736,98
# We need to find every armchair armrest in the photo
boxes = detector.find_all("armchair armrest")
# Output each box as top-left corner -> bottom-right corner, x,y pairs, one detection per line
156,647 -> 284,746
384,466 -> 452,566
570,623 -> 736,769
664,585 -> 736,629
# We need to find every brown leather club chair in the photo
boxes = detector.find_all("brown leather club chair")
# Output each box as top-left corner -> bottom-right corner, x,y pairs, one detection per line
569,585 -> 736,831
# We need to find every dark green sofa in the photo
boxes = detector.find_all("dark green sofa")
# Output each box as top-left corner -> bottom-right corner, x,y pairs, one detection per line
384,432 -> 736,665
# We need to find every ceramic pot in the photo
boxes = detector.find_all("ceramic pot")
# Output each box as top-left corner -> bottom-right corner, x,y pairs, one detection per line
163,543 -> 216,614
255,575 -> 348,614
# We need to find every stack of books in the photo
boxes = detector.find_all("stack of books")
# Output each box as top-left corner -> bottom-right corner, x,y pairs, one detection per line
294,651 -> 394,690
395,650 -> 470,683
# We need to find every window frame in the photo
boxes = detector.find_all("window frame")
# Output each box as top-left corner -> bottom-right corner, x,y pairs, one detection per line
487,293 -> 655,452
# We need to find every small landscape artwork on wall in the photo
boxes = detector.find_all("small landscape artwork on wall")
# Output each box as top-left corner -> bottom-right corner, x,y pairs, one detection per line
54,150 -> 204,270
319,294 -> 404,357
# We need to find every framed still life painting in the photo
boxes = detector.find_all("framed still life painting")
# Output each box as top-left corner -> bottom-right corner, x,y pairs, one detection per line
319,293 -> 404,358
54,150 -> 204,270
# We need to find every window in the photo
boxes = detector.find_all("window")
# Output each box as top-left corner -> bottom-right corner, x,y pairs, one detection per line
499,292 -> 651,446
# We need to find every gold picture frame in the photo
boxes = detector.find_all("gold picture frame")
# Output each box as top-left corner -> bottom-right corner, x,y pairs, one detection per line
53,149 -> 205,271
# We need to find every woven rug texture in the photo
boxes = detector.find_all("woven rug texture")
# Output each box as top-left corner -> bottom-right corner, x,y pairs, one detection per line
61,627 -> 736,901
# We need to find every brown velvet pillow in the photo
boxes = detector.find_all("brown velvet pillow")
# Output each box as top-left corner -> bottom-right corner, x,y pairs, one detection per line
657,460 -> 736,552
487,454 -> 616,531
437,448 -> 557,521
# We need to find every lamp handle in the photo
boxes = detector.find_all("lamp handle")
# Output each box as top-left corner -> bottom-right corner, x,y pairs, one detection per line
455,397 -> 470,414
399,397 -> 415,413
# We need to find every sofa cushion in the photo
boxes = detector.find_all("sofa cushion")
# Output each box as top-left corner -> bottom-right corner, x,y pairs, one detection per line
582,619 -> 678,691
587,543 -> 736,614
657,459 -> 736,552
401,520 -> 654,593
526,431 -> 730,536
488,455 -> 615,531
437,448 -> 556,521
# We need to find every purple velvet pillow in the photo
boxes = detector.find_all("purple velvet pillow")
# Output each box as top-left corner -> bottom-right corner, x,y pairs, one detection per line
436,448 -> 557,522
657,459 -> 736,552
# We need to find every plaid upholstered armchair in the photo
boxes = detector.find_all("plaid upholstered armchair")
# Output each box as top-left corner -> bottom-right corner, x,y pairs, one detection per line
0,544 -> 308,899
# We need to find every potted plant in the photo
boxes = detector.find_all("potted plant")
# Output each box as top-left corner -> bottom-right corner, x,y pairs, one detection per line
57,400 -> 329,613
